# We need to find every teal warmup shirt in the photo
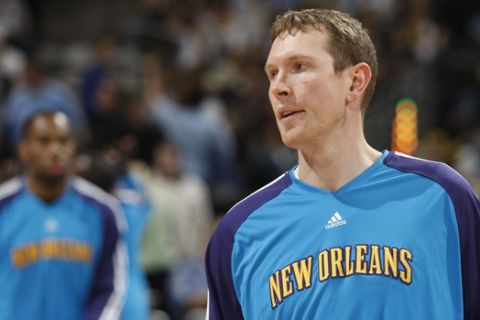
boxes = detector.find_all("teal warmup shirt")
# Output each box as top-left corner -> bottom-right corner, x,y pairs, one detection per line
205,151 -> 480,319
0,177 -> 126,320
116,175 -> 151,320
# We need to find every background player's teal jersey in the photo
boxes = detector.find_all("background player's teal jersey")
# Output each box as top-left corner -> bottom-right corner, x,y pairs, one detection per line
0,177 -> 126,320
206,151 -> 480,319
116,174 -> 151,320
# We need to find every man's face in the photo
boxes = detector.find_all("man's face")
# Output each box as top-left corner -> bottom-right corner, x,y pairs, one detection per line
153,143 -> 180,177
19,113 -> 76,185
265,29 -> 351,150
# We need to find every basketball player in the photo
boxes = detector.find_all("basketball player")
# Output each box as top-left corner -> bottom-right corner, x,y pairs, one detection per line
0,111 -> 126,319
205,9 -> 480,320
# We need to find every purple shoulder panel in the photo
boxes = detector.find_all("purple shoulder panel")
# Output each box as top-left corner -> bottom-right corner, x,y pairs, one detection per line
205,173 -> 292,320
385,152 -> 480,320
72,181 -> 124,320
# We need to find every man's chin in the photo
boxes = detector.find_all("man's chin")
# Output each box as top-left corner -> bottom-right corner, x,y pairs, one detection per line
281,133 -> 302,149
38,173 -> 68,187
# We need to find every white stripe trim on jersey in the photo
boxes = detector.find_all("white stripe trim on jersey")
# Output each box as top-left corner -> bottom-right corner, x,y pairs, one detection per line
114,188 -> 144,206
392,151 -> 418,159
226,173 -> 287,215
73,177 -> 128,319
293,166 -> 299,179
393,151 -> 441,163
205,289 -> 210,320
0,177 -> 22,200
73,177 -> 127,231
99,241 -> 127,320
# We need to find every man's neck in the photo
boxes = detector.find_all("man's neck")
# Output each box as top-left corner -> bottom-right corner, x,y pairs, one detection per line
297,135 -> 381,191
26,176 -> 68,202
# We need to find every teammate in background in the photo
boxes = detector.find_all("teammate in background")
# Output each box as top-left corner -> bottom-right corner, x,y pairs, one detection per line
77,149 -> 151,320
205,9 -> 480,320
0,111 -> 126,319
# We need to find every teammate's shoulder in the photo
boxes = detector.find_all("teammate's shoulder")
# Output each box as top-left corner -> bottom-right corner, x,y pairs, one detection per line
72,177 -> 126,229
384,151 -> 474,194
0,177 -> 23,208
215,172 -> 292,235
72,177 -> 118,205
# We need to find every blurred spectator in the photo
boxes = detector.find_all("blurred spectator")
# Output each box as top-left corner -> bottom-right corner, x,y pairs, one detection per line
81,35 -> 117,120
0,0 -> 32,50
0,32 -> 25,99
150,69 -> 237,187
87,78 -> 129,149
415,128 -> 458,164
121,94 -> 164,166
241,121 -> 295,191
139,140 -> 213,318
453,128 -> 480,194
167,256 -> 208,320
434,1 -> 480,138
125,0 -> 174,53
0,32 -> 25,178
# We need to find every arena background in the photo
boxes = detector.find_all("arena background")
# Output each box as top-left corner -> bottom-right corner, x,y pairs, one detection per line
0,0 -> 479,319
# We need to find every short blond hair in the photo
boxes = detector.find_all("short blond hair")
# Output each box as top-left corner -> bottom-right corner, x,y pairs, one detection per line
271,9 -> 378,111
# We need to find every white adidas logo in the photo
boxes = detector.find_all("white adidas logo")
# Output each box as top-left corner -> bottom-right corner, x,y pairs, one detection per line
325,212 -> 347,229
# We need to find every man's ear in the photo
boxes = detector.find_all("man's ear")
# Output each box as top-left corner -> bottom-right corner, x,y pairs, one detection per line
345,62 -> 372,109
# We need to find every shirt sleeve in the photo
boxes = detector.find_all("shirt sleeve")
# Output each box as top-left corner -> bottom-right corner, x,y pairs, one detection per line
204,172 -> 291,320
449,184 -> 480,320
384,153 -> 480,319
205,224 -> 244,320
84,203 -> 127,320
430,164 -> 480,319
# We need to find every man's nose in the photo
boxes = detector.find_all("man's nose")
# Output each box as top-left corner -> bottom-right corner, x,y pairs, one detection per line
47,141 -> 63,155
270,74 -> 292,98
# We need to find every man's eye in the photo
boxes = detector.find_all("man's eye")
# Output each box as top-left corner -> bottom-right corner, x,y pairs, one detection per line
269,70 -> 278,79
293,63 -> 306,72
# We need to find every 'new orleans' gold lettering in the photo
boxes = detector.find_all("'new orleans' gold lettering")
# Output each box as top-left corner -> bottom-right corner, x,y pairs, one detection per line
269,256 -> 313,309
11,239 -> 93,268
268,245 -> 413,309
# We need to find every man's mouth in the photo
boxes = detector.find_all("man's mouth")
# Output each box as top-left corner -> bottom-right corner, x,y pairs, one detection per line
47,163 -> 66,175
281,110 -> 304,119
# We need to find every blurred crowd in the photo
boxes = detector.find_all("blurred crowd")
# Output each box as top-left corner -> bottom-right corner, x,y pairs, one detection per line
0,0 -> 479,319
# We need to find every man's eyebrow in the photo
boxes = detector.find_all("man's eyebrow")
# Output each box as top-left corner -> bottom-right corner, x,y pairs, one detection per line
284,54 -> 314,61
265,54 -> 314,71
264,63 -> 275,73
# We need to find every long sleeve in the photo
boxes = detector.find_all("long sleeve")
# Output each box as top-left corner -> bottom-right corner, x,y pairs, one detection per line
205,224 -> 244,320
205,173 -> 290,320
385,154 -> 480,319
448,183 -> 480,320
85,204 -> 127,320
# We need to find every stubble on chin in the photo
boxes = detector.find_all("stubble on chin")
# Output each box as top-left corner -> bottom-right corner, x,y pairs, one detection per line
35,172 -> 68,188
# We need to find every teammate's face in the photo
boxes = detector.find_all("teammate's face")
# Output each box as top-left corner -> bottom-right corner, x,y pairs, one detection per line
19,113 -> 76,185
265,29 -> 351,149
